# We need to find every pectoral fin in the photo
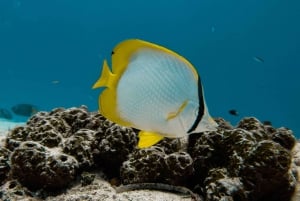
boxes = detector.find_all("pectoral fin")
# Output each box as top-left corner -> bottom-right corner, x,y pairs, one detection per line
138,131 -> 164,148
166,100 -> 188,121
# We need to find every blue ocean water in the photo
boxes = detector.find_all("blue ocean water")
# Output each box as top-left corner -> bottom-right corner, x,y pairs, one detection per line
0,0 -> 299,137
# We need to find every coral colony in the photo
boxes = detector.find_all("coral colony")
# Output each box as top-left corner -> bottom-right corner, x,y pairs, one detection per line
0,106 -> 298,200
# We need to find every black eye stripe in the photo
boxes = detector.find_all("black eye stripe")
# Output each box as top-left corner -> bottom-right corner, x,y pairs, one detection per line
188,76 -> 204,133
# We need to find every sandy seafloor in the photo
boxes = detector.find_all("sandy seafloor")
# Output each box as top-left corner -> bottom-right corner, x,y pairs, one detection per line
0,119 -> 25,145
1,118 -> 300,201
0,119 -> 25,131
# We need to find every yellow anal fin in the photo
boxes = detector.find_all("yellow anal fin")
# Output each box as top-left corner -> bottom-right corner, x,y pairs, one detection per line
138,131 -> 164,148
92,60 -> 115,89
167,100 -> 188,121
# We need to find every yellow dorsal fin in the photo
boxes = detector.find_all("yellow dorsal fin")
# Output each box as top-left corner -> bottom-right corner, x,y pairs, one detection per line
138,131 -> 164,148
166,100 -> 188,121
92,60 -> 115,89
111,39 -> 199,80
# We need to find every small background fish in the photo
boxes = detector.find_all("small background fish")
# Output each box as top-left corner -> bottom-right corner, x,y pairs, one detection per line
11,104 -> 38,117
229,109 -> 239,116
0,108 -> 13,120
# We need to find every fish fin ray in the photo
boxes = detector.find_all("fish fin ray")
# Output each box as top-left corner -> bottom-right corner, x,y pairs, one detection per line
193,113 -> 218,133
138,131 -> 164,148
93,60 -> 114,89
166,100 -> 188,121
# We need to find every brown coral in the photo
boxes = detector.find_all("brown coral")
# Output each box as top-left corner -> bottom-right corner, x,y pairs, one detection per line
92,123 -> 137,177
62,128 -> 95,169
10,141 -> 78,190
188,117 -> 297,201
121,146 -> 166,184
120,146 -> 194,186
0,107 -> 297,201
0,147 -> 11,184
3,106 -> 139,192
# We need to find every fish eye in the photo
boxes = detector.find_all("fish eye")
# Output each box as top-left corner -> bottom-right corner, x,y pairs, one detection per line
111,51 -> 115,55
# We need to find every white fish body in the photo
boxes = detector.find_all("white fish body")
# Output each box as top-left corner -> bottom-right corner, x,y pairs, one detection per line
93,39 -> 218,148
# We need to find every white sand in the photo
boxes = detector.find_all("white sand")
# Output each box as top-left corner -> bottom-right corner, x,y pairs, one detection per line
45,172 -> 196,201
0,119 -> 25,136
0,119 -> 25,146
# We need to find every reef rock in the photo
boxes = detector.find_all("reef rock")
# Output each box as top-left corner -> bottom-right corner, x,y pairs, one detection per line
0,106 -> 298,201
291,142 -> 300,201
92,122 -> 137,176
187,117 -> 297,201
0,180 -> 34,201
119,117 -> 297,201
0,147 -> 11,185
10,141 -> 78,190
1,106 -> 138,192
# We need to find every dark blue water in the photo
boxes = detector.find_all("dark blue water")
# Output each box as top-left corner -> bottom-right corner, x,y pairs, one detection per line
0,0 -> 299,137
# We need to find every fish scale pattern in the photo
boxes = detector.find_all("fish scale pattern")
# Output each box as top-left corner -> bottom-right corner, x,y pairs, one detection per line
117,48 -> 199,135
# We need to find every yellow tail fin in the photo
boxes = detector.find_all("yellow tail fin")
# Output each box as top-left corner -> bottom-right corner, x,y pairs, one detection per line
138,131 -> 164,148
92,60 -> 115,89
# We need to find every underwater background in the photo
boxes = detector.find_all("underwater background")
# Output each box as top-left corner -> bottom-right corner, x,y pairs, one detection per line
0,0 -> 299,137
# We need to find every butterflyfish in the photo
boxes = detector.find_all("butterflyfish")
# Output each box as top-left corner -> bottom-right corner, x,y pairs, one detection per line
93,39 -> 218,148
